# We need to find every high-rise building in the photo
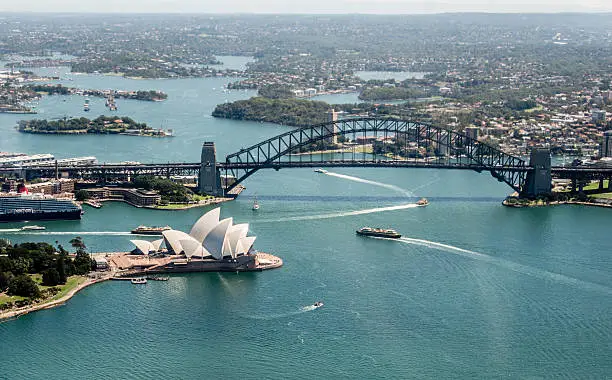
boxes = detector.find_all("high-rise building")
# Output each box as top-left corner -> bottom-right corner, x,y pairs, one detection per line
601,130 -> 612,158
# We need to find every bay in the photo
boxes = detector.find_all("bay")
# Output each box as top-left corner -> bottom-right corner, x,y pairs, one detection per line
0,70 -> 610,379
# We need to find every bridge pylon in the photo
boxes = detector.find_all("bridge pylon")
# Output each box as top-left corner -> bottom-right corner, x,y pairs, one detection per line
199,142 -> 222,196
522,148 -> 552,198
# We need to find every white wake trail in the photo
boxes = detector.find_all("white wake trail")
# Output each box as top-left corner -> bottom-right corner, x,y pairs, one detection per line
324,171 -> 413,197
254,203 -> 419,224
3,231 -> 137,236
395,237 -> 612,295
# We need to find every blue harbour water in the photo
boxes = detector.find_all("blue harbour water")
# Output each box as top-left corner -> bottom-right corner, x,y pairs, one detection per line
0,60 -> 611,379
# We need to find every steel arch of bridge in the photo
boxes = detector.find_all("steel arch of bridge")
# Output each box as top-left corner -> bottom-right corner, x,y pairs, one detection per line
223,117 -> 528,192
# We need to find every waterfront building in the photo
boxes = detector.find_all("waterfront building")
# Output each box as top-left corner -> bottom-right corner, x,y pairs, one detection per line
0,154 -> 54,166
84,187 -> 161,207
132,207 -> 256,260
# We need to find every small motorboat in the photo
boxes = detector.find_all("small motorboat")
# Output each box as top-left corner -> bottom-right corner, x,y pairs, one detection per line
313,301 -> 324,309
416,198 -> 429,206
131,278 -> 147,284
314,168 -> 328,174
252,197 -> 260,211
20,225 -> 46,231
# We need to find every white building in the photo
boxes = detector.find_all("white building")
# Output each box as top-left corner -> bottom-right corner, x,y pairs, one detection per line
131,208 -> 256,260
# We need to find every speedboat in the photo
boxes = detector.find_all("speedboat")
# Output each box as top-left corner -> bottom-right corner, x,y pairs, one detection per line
314,168 -> 328,174
313,301 -> 324,309
131,278 -> 147,284
416,198 -> 429,206
20,225 -> 46,231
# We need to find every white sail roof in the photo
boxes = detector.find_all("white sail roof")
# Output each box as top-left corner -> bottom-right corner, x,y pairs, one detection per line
189,207 -> 221,243
203,218 -> 232,260
236,236 -> 256,256
180,238 -> 204,258
130,240 -> 154,255
151,239 -> 164,251
227,224 -> 249,257
162,230 -> 193,254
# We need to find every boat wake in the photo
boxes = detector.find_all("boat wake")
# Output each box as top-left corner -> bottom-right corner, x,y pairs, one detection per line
324,171 -> 413,197
254,203 -> 419,224
1,231 -> 137,236
394,237 -> 612,295
241,305 -> 321,320
0,228 -> 21,233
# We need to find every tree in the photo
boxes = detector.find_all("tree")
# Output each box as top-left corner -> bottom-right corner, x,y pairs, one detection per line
42,268 -> 61,286
74,190 -> 90,201
0,271 -> 13,292
73,251 -> 92,275
8,275 -> 40,298
55,255 -> 67,284
69,236 -> 86,252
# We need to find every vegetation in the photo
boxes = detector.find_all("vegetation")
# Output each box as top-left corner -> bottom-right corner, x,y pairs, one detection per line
132,176 -> 194,203
0,239 -> 94,307
212,97 -> 331,127
74,189 -> 90,201
359,83 -> 430,101
258,84 -> 294,99
17,116 -> 150,134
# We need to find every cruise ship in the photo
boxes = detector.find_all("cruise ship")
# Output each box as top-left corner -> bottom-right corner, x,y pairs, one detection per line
0,186 -> 82,222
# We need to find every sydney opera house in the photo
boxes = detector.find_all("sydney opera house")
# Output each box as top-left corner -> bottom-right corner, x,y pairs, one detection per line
128,208 -> 281,272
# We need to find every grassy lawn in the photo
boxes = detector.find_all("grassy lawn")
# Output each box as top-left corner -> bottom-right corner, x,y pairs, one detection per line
154,203 -> 191,209
192,194 -> 213,202
0,275 -> 86,309
524,105 -> 544,113
591,193 -> 612,199
48,276 -> 87,301
557,180 -> 610,192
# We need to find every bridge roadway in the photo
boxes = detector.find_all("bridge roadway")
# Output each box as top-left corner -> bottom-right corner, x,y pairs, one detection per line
3,161 -> 611,178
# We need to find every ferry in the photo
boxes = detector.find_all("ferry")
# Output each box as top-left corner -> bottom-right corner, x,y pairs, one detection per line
416,198 -> 429,206
131,225 -> 172,235
356,227 -> 402,239
20,225 -> 46,231
314,168 -> 328,174
130,278 -> 147,284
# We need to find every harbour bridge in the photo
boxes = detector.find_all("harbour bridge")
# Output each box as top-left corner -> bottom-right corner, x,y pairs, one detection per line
3,118 -> 612,198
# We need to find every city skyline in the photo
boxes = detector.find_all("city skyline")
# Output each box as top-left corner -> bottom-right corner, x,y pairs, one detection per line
1,0 -> 612,14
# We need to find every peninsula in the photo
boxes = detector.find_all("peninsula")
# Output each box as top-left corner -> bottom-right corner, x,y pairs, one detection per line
17,116 -> 171,137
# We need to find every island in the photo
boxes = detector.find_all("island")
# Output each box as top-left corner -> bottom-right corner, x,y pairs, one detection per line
27,84 -> 168,102
17,116 -> 172,137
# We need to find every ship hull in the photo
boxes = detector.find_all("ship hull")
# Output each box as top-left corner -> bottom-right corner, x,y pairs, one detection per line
0,210 -> 82,223
130,230 -> 166,235
356,231 -> 401,239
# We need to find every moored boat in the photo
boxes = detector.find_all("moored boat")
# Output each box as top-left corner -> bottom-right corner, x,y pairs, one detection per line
131,225 -> 171,235
131,277 -> 147,284
356,227 -> 401,239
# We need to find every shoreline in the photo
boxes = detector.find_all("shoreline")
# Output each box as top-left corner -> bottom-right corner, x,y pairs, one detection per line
503,199 -> 612,209
0,275 -> 109,322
